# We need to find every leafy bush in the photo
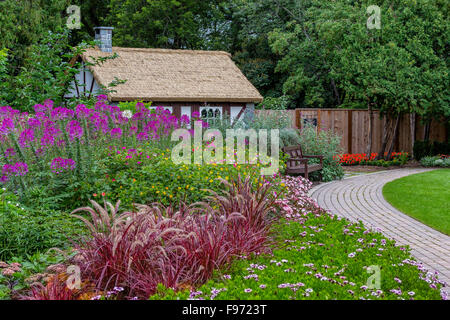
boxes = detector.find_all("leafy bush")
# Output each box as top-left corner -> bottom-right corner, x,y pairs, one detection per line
0,251 -> 68,300
152,213 -> 445,300
249,111 -> 300,148
117,100 -> 153,113
295,125 -> 344,181
420,155 -> 450,167
414,140 -> 450,160
256,96 -> 291,110
74,145 -> 285,211
0,189 -> 84,261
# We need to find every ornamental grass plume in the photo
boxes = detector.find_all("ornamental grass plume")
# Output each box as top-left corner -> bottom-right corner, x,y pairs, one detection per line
64,175 -> 279,299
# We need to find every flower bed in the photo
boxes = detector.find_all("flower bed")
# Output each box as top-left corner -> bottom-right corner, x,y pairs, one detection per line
334,152 -> 409,166
152,213 -> 445,300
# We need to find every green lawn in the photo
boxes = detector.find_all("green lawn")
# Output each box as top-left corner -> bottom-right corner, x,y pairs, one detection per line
383,169 -> 450,235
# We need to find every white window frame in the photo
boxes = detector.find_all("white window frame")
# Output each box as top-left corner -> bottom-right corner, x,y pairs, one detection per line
199,106 -> 223,126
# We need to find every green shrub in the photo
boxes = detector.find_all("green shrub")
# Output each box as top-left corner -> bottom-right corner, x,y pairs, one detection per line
420,156 -> 439,167
76,146 -> 286,211
296,125 -> 344,181
0,251 -> 67,300
0,190 -> 84,261
420,156 -> 450,167
152,214 -> 444,300
256,96 -> 291,110
414,140 -> 450,160
118,100 -> 153,113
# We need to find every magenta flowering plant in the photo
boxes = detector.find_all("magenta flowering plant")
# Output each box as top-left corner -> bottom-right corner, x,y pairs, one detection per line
0,97 -> 201,204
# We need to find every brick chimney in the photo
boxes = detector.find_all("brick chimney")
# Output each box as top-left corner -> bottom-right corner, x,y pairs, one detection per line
94,27 -> 114,52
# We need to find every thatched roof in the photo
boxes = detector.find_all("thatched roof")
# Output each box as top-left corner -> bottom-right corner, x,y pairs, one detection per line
81,47 -> 263,103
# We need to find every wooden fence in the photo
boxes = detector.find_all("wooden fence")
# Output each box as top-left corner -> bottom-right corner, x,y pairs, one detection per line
295,109 -> 447,154
255,109 -> 448,154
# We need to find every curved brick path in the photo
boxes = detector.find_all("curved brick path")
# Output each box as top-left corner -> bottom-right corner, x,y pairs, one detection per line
309,168 -> 450,292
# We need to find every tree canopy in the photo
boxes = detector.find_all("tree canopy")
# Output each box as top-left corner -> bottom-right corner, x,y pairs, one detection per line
0,0 -> 447,122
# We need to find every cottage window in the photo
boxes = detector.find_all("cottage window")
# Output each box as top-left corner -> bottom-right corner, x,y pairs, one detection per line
199,106 -> 222,126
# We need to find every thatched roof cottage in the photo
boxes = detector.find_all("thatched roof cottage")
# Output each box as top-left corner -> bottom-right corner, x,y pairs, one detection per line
65,27 -> 263,124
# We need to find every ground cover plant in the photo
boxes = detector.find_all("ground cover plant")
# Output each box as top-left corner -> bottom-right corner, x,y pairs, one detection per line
420,155 -> 450,168
383,169 -> 450,235
151,213 -> 446,300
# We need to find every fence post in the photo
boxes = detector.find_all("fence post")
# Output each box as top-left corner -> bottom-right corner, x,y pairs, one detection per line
348,110 -> 353,154
317,109 -> 321,132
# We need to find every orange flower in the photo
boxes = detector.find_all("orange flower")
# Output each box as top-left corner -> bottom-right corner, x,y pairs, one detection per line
93,193 -> 97,197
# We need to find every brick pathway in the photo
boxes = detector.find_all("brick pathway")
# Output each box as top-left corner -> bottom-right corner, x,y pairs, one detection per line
309,168 -> 450,293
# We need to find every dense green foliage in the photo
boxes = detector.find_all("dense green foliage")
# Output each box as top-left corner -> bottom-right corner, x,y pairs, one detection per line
296,125 -> 344,181
151,213 -> 444,300
414,140 -> 450,160
0,189 -> 84,261
1,0 -> 448,120
383,169 -> 450,235
420,156 -> 450,168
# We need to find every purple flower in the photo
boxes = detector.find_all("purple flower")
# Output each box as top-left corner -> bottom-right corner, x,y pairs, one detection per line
110,127 -> 123,139
4,148 -> 16,158
0,117 -> 14,135
41,133 -> 55,147
27,117 -> 41,128
33,104 -> 47,113
2,162 -> 28,178
96,94 -> 108,101
191,111 -> 200,119
136,132 -> 148,141
18,129 -> 35,148
244,288 -> 252,293
66,120 -> 83,141
50,157 -> 76,174
180,115 -> 190,124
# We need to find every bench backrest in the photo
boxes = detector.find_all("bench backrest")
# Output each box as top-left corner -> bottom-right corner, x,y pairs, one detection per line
282,145 -> 304,168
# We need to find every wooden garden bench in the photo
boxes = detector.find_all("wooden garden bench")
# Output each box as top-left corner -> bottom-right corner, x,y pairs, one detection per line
282,145 -> 324,180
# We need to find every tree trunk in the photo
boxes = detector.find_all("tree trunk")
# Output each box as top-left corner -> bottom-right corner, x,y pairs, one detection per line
410,113 -> 416,157
378,115 -> 390,160
423,121 -> 431,141
386,114 -> 401,160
